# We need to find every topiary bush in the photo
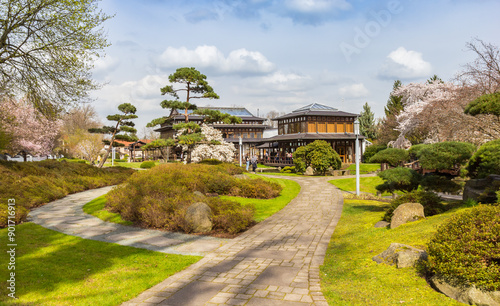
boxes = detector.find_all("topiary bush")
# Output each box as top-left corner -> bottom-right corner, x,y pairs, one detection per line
293,140 -> 341,175
426,205 -> 500,291
369,148 -> 409,167
418,141 -> 476,171
376,167 -> 422,194
382,190 -> 443,222
281,166 -> 295,173
362,144 -> 387,162
140,161 -> 156,169
466,139 -> 500,179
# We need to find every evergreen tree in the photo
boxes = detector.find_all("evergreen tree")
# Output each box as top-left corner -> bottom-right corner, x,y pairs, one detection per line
384,80 -> 403,117
89,103 -> 138,168
359,102 -> 377,139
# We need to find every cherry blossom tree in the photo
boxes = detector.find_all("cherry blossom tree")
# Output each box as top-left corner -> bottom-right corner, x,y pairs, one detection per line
0,99 -> 62,159
190,124 -> 235,163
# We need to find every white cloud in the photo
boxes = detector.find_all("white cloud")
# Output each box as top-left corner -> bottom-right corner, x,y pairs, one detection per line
379,47 -> 432,79
338,83 -> 369,98
285,0 -> 351,13
156,45 -> 275,75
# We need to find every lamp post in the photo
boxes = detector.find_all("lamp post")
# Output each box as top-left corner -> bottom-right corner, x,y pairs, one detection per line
354,119 -> 360,196
239,136 -> 242,167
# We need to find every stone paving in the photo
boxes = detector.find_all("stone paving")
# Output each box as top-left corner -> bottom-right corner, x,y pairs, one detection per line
122,176 -> 343,306
28,186 -> 229,256
29,175 -> 346,305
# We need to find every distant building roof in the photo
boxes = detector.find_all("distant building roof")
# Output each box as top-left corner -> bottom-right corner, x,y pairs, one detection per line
274,103 -> 358,120
173,106 -> 259,118
292,103 -> 338,113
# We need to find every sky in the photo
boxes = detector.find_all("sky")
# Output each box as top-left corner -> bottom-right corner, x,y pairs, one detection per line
90,0 -> 500,136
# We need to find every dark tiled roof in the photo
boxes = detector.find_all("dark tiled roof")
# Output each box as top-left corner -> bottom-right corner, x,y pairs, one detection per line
274,103 -> 358,120
172,107 -> 264,119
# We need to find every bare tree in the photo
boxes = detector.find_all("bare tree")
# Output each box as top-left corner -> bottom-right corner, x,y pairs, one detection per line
264,110 -> 285,128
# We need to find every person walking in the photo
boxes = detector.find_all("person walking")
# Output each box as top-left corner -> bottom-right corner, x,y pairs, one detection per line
251,155 -> 258,173
245,155 -> 250,171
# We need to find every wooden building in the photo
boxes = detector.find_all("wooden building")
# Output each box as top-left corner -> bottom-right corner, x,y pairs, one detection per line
155,107 -> 268,158
263,103 -> 363,164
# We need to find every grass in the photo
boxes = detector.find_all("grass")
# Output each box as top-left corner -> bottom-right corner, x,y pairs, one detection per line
320,199 -> 466,305
83,195 -> 133,225
346,163 -> 380,174
0,223 -> 201,306
329,176 -> 384,194
103,161 -> 160,169
221,174 -> 301,221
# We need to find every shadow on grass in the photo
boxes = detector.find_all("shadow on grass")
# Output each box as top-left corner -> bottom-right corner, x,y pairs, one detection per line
348,204 -> 388,213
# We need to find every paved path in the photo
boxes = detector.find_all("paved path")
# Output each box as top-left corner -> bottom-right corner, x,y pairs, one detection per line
28,186 -> 229,256
123,176 -> 343,306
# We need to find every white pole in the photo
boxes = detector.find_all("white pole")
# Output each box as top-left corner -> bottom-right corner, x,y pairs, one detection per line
355,135 -> 360,196
112,147 -> 115,166
239,136 -> 242,167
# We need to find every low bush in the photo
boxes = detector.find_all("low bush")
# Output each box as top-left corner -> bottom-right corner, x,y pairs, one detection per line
418,141 -> 476,171
376,167 -> 422,194
198,159 -> 223,165
382,190 -> 443,222
106,163 -> 281,234
369,148 -> 409,167
281,166 -> 295,173
0,160 -> 134,227
140,161 -> 156,169
426,205 -> 500,291
114,158 -> 126,163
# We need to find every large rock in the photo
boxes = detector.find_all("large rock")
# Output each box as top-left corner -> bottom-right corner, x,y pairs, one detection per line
304,166 -> 314,176
430,275 -> 500,306
374,221 -> 390,228
372,243 -> 427,268
390,203 -> 425,229
463,174 -> 500,203
185,202 -> 212,233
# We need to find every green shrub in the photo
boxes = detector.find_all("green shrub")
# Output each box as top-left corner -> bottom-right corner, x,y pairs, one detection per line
281,166 -> 295,173
466,139 -> 500,179
114,159 -> 126,163
0,160 -> 134,227
198,159 -> 223,165
376,167 -> 422,194
464,92 -> 500,117
293,140 -> 341,175
363,144 -> 387,162
106,163 -> 281,234
369,148 -> 409,167
426,205 -> 500,291
140,161 -> 156,169
382,190 -> 443,222
420,174 -> 462,194
418,141 -> 476,171
408,144 -> 427,160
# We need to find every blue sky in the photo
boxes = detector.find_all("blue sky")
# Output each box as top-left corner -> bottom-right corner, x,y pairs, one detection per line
91,0 -> 500,135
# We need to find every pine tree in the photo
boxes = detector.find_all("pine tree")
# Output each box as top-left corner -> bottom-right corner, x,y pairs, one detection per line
359,102 -> 377,139
384,80 -> 403,117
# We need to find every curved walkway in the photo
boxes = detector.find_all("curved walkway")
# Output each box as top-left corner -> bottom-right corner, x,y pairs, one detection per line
29,175 -> 348,305
28,186 -> 229,256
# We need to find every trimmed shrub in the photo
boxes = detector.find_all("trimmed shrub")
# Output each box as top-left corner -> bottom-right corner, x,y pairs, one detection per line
0,160 -> 134,227
382,190 -> 443,222
408,144 -> 427,160
281,166 -> 295,173
106,163 -> 281,234
464,92 -> 500,117
426,205 -> 500,291
293,140 -> 341,175
369,148 -> 409,167
376,167 -> 422,194
418,141 -> 476,171
140,161 -> 156,169
466,139 -> 500,179
114,159 -> 126,162
363,144 -> 387,162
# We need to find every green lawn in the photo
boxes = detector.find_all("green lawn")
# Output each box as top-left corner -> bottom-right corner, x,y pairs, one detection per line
103,161 -> 161,168
0,223 -> 201,306
83,195 -> 133,225
321,199 -> 465,305
346,163 -> 380,174
329,176 -> 385,194
221,175 -> 301,221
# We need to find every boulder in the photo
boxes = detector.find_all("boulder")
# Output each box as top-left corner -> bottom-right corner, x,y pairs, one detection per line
304,166 -> 314,176
372,243 -> 427,268
193,191 -> 205,198
430,275 -> 500,306
374,221 -> 390,228
185,202 -> 212,233
390,203 -> 425,229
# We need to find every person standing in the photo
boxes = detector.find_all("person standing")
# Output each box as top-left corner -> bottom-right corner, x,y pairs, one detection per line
251,155 -> 258,173
245,155 -> 250,171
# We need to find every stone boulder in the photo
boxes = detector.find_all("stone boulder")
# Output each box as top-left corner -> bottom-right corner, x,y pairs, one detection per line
374,221 -> 390,228
193,191 -> 205,198
390,203 -> 425,229
185,202 -> 212,233
372,243 -> 427,268
304,166 -> 314,176
430,275 -> 500,306
463,174 -> 500,203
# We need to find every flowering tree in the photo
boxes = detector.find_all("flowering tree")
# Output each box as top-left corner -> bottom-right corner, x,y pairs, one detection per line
190,124 -> 235,163
75,133 -> 104,163
0,99 -> 61,158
